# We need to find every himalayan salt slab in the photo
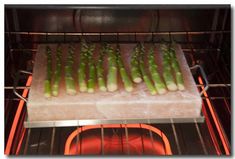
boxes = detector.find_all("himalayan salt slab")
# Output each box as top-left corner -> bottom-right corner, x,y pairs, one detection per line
27,43 -> 202,122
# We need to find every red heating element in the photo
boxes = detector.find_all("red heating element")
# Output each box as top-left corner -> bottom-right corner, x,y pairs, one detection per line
64,124 -> 172,155
5,75 -> 230,155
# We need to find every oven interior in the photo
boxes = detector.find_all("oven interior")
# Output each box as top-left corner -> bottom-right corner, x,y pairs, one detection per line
4,5 -> 231,155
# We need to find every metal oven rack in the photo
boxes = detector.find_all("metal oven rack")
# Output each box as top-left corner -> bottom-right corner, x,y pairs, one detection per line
5,30 -> 231,155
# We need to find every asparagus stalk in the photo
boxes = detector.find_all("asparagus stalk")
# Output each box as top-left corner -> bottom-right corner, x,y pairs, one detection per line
148,45 -> 167,95
130,45 -> 142,83
52,44 -> 62,96
168,46 -> 185,90
116,45 -> 133,92
78,40 -> 89,92
107,45 -> 118,92
65,44 -> 76,95
139,44 -> 157,95
97,44 -> 107,91
44,46 -> 52,98
161,44 -> 178,91
87,44 -> 96,93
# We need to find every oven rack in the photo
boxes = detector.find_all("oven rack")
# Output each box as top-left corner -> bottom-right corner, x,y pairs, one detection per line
6,30 -> 230,46
20,122 -> 211,155
5,65 -> 231,128
5,30 -> 230,36
12,64 -> 208,128
5,30 -> 231,155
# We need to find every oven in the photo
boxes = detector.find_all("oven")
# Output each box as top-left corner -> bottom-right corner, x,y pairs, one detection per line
4,5 -> 231,155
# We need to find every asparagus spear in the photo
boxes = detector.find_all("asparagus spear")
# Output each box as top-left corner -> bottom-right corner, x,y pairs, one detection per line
168,46 -> 185,90
139,44 -> 157,95
65,44 -> 76,95
44,46 -> 52,98
148,45 -> 167,94
97,44 -> 107,92
116,45 -> 133,92
161,44 -> 178,91
107,45 -> 118,92
52,44 -> 62,96
130,45 -> 142,83
87,44 -> 96,93
78,40 -> 89,92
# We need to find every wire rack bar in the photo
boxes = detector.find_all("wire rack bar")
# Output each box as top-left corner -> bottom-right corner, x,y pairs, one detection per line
194,120 -> 208,154
50,127 -> 56,155
124,123 -> 130,155
8,48 -> 222,53
170,121 -> 182,155
101,125 -> 104,155
5,30 -> 230,36
24,117 -> 205,128
23,128 -> 31,155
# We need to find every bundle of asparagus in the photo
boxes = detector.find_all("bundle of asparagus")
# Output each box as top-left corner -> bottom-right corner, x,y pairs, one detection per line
161,44 -> 178,91
168,46 -> 185,90
78,40 -> 89,92
44,46 -> 52,98
97,44 -> 107,92
148,45 -> 167,94
116,45 -> 133,92
65,44 -> 77,95
107,45 -> 118,92
44,42 -> 185,97
52,44 -> 62,96
130,45 -> 142,83
139,44 -> 157,95
87,44 -> 96,93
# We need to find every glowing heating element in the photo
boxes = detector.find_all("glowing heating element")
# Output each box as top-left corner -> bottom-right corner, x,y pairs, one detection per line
198,76 -> 230,155
64,124 -> 172,155
5,76 -> 32,155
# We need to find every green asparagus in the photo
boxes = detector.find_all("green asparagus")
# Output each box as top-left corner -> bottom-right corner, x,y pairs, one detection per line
161,44 -> 178,91
116,45 -> 133,92
44,46 -> 52,98
130,45 -> 142,83
65,44 -> 76,95
139,44 -> 157,95
107,45 -> 118,92
52,44 -> 62,96
78,40 -> 89,92
148,45 -> 167,94
97,44 -> 107,91
87,44 -> 96,93
168,46 -> 185,90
